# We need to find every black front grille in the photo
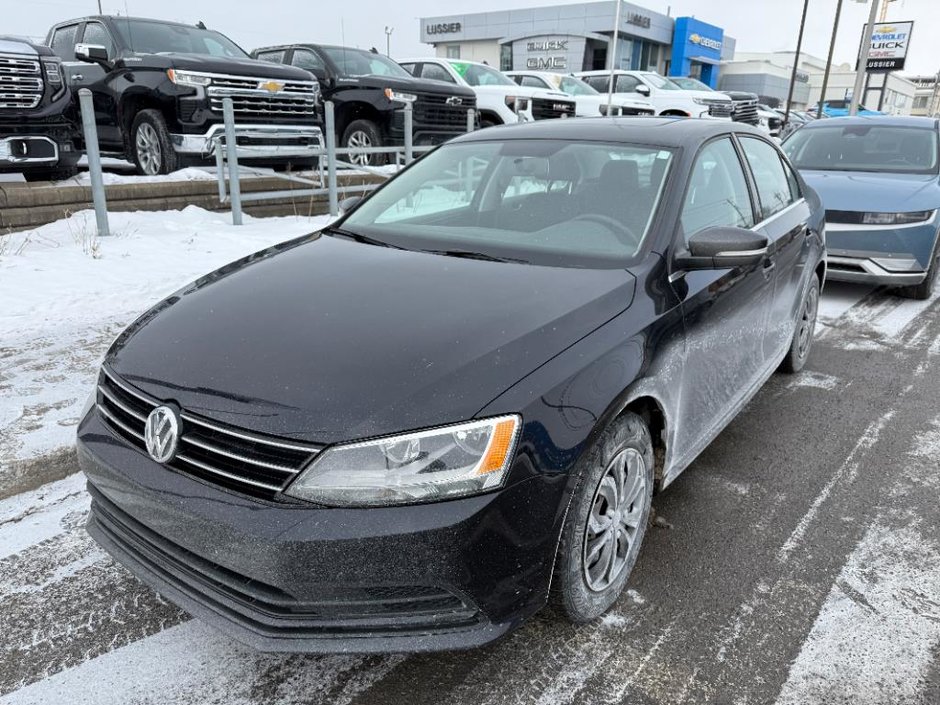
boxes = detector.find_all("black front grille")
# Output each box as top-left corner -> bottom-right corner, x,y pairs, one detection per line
413,93 -> 477,129
531,97 -> 576,120
96,367 -> 321,501
89,484 -> 480,633
826,210 -> 865,224
732,99 -> 759,125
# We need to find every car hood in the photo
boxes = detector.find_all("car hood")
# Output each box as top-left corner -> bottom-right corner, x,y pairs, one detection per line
472,84 -> 568,100
108,234 -> 636,444
577,94 -> 652,110
348,74 -> 475,98
158,52 -> 314,80
800,170 -> 940,213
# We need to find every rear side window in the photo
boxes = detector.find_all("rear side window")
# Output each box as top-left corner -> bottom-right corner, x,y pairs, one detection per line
739,137 -> 796,220
292,49 -> 325,72
521,75 -> 548,89
50,24 -> 79,60
421,62 -> 455,84
681,137 -> 755,242
255,49 -> 286,63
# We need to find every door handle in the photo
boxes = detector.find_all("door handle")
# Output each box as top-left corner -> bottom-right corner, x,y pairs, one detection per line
762,259 -> 776,279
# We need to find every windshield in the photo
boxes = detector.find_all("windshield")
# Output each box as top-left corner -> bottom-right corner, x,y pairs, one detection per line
643,73 -> 679,91
671,77 -> 712,92
320,47 -> 411,77
559,76 -> 599,96
111,19 -> 248,57
339,140 -> 674,268
783,124 -> 940,175
450,61 -> 516,87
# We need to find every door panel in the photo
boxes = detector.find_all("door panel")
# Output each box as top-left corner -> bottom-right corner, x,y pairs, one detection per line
670,137 -> 774,466
71,22 -> 122,148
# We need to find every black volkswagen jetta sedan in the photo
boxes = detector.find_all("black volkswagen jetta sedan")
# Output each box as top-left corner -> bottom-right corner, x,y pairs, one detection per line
77,117 -> 825,653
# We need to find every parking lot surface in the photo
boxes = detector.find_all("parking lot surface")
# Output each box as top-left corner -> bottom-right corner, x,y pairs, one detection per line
1,282 -> 938,705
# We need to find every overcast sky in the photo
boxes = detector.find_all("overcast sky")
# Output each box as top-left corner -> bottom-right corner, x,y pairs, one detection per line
10,0 -> 940,75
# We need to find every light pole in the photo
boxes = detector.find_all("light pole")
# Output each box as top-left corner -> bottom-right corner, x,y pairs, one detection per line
817,0 -> 845,119
606,0 -> 623,112
784,0 -> 810,128
849,0 -> 880,115
384,26 -> 394,57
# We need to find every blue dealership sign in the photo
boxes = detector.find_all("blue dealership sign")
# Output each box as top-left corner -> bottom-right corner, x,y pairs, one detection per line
670,17 -> 725,88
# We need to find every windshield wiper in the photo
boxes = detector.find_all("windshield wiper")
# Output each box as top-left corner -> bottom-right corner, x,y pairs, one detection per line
425,248 -> 524,263
324,227 -> 401,249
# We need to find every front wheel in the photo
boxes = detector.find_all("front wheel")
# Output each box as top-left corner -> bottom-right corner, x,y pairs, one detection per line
130,109 -> 177,176
341,119 -> 384,167
551,412 -> 654,623
780,275 -> 820,374
897,239 -> 939,300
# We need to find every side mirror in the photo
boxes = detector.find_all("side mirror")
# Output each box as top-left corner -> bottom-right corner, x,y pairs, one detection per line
75,43 -> 110,65
338,196 -> 362,214
635,84 -> 651,96
676,226 -> 769,270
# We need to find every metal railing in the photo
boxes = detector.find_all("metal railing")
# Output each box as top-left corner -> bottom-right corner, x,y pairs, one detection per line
214,97 -> 477,225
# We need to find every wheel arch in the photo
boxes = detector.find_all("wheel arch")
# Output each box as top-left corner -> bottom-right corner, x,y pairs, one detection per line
477,109 -> 504,126
335,101 -> 385,139
120,93 -> 177,159
660,109 -> 691,117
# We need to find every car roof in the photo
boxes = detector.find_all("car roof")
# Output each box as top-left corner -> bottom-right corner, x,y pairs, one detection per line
799,115 -> 939,130
451,116 -> 766,147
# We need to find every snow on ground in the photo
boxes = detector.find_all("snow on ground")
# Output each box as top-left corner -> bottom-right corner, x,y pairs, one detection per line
0,207 -> 330,469
59,167 -> 219,186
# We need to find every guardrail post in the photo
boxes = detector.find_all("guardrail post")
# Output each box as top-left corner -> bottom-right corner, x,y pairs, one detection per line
467,108 -> 475,133
77,88 -> 109,237
325,101 -> 338,217
222,97 -> 243,226
404,102 -> 414,165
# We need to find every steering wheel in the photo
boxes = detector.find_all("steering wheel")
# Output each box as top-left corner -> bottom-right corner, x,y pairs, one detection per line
569,213 -> 639,247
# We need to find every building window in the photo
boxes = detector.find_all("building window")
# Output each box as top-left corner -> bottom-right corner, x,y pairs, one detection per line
446,45 -> 460,59
500,44 -> 512,71
914,95 -> 929,110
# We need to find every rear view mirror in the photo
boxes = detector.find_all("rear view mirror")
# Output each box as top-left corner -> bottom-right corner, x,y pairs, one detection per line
677,226 -> 768,270
635,84 -> 651,96
75,43 -> 109,64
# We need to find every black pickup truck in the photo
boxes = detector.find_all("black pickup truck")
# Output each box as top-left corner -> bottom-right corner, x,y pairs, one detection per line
253,44 -> 477,166
44,16 -> 322,175
0,36 -> 80,181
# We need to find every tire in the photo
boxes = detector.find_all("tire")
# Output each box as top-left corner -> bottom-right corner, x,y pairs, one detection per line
341,119 -> 384,167
551,411 -> 654,623
780,275 -> 820,374
130,109 -> 177,176
897,240 -> 939,300
480,117 -> 500,129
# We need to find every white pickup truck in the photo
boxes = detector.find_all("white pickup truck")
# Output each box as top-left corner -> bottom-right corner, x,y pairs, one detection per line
506,71 -> 655,117
399,58 -> 576,127
575,70 -> 733,120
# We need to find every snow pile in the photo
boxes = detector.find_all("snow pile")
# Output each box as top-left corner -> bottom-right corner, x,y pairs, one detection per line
60,166 -> 219,186
0,207 -> 330,468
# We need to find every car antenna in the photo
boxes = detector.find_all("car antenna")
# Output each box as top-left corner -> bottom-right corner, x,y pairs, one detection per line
196,21 -> 207,29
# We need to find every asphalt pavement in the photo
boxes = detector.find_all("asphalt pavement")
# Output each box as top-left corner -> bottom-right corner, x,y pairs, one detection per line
1,281 -> 938,705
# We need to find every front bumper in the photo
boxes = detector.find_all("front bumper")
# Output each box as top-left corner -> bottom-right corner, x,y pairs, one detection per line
77,410 -> 561,653
171,123 -> 323,160
824,220 -> 938,285
0,120 -> 79,170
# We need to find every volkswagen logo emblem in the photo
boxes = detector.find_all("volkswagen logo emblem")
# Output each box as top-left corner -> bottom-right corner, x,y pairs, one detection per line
144,406 -> 180,464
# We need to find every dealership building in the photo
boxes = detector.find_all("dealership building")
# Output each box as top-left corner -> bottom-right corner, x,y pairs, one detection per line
418,2 -> 736,87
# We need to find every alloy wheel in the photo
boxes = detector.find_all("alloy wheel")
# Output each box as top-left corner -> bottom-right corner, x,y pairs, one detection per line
582,447 -> 648,592
135,122 -> 162,175
796,283 -> 819,361
347,131 -> 373,167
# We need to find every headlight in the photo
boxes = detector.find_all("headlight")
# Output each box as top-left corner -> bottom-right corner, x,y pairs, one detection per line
284,415 -> 521,507
41,57 -> 64,94
692,97 -> 708,105
505,95 -> 530,111
167,69 -> 212,87
861,210 -> 934,225
384,88 -> 417,103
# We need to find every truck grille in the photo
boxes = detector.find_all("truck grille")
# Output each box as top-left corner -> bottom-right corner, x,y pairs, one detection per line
0,54 -> 43,109
531,97 -> 576,120
706,100 -> 734,119
413,93 -> 477,129
96,367 -> 322,501
204,73 -> 318,120
732,99 -> 759,125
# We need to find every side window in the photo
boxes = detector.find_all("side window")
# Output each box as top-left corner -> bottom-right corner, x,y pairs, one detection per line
256,49 -> 286,63
81,22 -> 114,55
421,62 -> 455,83
615,75 -> 640,93
583,75 -> 608,91
521,76 -> 548,89
781,158 -> 802,202
681,137 -> 755,243
292,49 -> 325,73
50,24 -> 79,60
739,137 -> 796,220
399,62 -> 417,76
